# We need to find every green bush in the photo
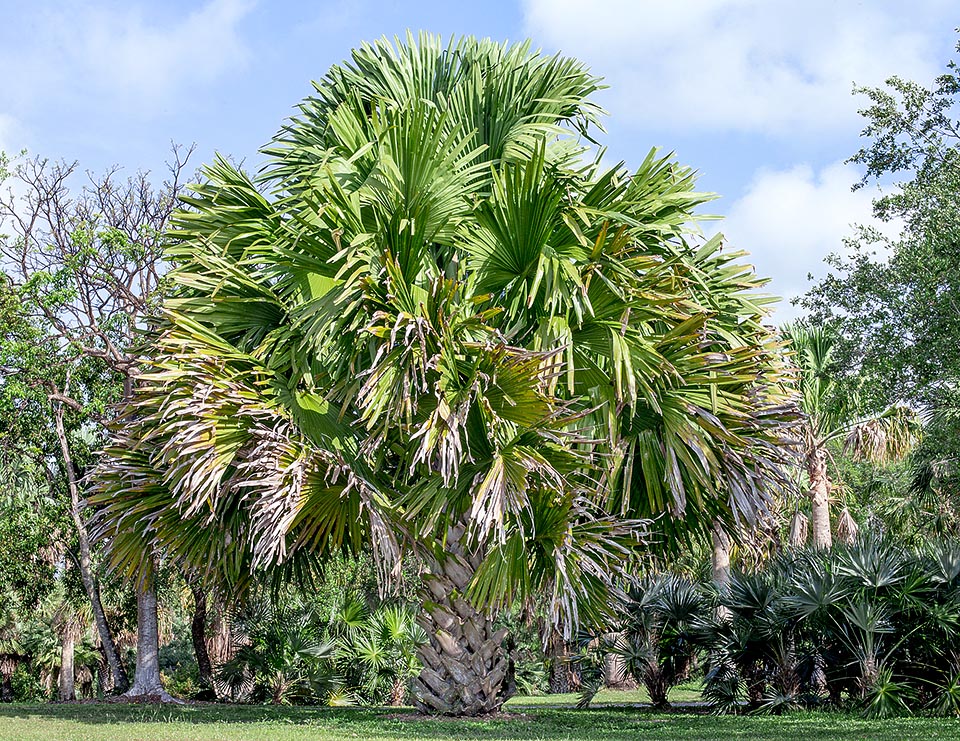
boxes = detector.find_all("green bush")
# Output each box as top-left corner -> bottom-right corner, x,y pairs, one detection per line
699,535 -> 960,716
9,664 -> 45,702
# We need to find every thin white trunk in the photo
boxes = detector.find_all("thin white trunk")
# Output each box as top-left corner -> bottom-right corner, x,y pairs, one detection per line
58,622 -> 76,702
711,524 -> 732,585
807,446 -> 832,549
125,579 -> 175,701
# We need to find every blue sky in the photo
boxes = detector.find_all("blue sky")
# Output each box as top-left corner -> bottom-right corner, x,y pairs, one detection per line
1,0 -> 957,319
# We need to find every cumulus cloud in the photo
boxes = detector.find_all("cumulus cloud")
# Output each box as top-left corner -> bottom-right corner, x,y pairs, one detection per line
523,0 -> 947,135
714,162 -> 901,321
77,0 -> 254,95
2,0 -> 254,111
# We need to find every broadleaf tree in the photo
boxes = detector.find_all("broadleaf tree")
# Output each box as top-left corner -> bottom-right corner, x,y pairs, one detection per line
800,34 -> 960,509
0,148 -> 192,697
92,34 -> 797,715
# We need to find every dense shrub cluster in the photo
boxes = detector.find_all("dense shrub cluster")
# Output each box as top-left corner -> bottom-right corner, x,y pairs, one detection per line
597,536 -> 960,717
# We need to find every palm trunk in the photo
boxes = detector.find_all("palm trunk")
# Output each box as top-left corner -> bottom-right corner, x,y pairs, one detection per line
125,579 -> 172,700
412,523 -> 511,716
806,446 -> 832,549
118,377 -> 170,701
711,523 -> 732,585
187,574 -> 215,699
546,629 -> 578,693
58,620 -> 76,702
53,401 -> 128,693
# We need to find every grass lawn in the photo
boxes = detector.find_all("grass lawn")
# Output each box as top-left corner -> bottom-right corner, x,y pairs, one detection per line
2,695 -> 959,741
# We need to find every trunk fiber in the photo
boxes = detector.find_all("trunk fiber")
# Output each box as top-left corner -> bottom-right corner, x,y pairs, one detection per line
413,524 -> 512,716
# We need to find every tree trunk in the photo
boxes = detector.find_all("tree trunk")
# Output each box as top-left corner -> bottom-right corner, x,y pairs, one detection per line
118,377 -> 170,702
58,620 -> 76,702
546,629 -> 579,693
187,574 -> 215,699
806,446 -> 833,549
412,524 -> 512,716
124,579 -> 173,700
711,523 -> 732,585
53,401 -> 128,693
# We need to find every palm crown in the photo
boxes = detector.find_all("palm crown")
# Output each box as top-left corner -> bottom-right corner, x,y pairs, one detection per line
93,33 -> 794,668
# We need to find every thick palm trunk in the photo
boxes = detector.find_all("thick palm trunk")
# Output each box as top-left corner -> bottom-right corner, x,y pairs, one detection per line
413,524 -> 511,716
806,446 -> 832,549
53,401 -> 128,693
125,580 -> 173,700
546,629 -> 579,693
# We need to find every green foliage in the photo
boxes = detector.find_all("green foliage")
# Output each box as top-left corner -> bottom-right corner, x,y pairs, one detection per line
612,574 -> 707,708
329,597 -> 426,705
695,535 -> 960,717
8,665 -> 45,703
217,595 -> 341,705
800,35 -> 960,521
94,33 -> 795,640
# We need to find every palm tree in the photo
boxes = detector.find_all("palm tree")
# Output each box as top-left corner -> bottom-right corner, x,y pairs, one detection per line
612,574 -> 707,709
784,324 -> 918,549
92,34 -> 796,715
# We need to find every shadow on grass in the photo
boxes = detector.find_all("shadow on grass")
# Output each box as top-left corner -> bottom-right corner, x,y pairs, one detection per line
0,703 -> 706,741
1,701 -> 958,741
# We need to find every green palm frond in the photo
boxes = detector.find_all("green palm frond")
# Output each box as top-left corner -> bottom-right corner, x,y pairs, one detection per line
93,34 -> 796,636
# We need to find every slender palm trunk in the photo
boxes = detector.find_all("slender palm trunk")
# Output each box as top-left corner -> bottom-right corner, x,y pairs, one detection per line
53,401 -> 128,693
412,523 -> 511,716
58,620 -> 76,702
711,523 -> 732,585
115,376 -> 171,702
125,578 -> 172,700
187,574 -> 215,698
806,446 -> 832,549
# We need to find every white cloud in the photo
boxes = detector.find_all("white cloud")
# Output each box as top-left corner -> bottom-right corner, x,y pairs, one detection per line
2,0 -> 255,112
715,162 -> 901,321
523,0 -> 948,135
76,0 -> 254,96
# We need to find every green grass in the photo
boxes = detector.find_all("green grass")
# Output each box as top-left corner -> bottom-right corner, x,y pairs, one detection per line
507,680 -> 704,707
1,700 -> 959,741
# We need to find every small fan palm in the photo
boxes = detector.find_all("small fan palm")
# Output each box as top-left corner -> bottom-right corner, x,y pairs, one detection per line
614,574 -> 707,708
217,596 -> 340,705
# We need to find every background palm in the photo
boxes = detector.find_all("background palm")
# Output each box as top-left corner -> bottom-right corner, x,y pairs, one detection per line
94,34 -> 795,715
784,324 -> 918,548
